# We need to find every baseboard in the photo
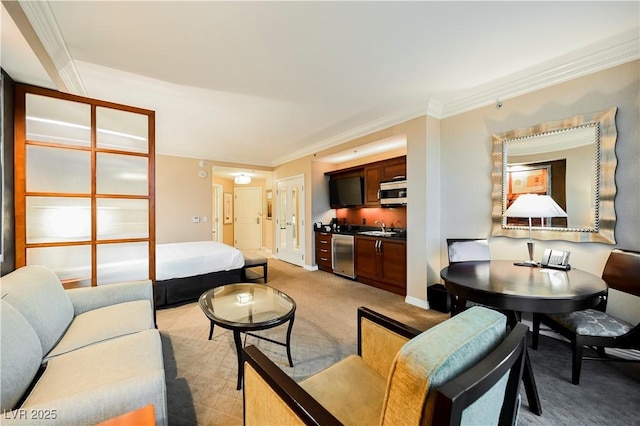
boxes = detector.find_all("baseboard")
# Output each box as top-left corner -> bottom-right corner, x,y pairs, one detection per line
304,264 -> 318,272
405,295 -> 430,310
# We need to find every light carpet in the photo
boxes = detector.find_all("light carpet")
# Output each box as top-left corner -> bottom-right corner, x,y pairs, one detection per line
157,258 -> 639,425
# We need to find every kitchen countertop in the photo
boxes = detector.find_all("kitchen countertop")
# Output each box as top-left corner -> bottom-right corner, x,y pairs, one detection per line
321,226 -> 407,240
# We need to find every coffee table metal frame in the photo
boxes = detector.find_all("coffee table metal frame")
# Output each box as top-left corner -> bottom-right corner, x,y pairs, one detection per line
199,283 -> 296,390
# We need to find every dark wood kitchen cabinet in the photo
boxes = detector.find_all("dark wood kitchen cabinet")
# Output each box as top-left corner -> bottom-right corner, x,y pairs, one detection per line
363,156 -> 406,206
355,235 -> 406,295
381,157 -> 406,181
315,231 -> 333,272
363,165 -> 382,206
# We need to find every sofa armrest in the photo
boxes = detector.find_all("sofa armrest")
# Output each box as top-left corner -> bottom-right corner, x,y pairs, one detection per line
357,307 -> 421,379
243,345 -> 341,426
66,280 -> 154,316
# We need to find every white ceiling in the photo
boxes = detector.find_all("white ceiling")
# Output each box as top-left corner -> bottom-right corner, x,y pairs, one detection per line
2,1 -> 638,168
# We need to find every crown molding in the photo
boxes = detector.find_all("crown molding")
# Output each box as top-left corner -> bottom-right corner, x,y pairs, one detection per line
274,35 -> 638,166
272,100 -> 435,166
441,36 -> 639,118
17,0 -> 86,95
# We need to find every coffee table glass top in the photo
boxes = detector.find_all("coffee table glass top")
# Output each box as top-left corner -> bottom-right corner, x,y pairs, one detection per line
199,283 -> 295,329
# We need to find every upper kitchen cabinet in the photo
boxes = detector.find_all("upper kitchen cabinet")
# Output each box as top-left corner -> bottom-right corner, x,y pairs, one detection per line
14,84 -> 155,288
363,156 -> 406,206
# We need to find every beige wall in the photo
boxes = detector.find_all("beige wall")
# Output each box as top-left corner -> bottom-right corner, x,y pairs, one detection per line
156,156 -> 275,251
155,61 -> 638,321
275,61 -> 639,320
274,116 -> 431,302
440,60 -> 639,323
212,175 -> 235,247
156,155 -> 213,243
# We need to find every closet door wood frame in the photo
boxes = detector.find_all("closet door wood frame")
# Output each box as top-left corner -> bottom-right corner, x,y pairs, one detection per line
14,84 -> 156,287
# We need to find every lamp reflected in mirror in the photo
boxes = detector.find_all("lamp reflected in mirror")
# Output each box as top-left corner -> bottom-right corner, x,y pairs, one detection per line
505,194 -> 567,265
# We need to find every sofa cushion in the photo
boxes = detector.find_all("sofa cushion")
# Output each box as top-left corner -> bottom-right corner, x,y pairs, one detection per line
1,265 -> 74,356
16,329 -> 167,426
44,300 -> 154,360
381,306 -> 507,425
0,300 -> 43,411
301,355 -> 387,426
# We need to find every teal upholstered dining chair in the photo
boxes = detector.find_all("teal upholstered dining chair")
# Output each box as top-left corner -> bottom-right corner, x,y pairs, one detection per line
243,306 -> 527,426
532,248 -> 640,385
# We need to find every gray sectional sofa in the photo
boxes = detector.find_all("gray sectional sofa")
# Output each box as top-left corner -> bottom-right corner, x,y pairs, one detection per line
1,265 -> 167,425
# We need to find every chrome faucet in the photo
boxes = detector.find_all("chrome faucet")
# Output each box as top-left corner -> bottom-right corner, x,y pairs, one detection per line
375,220 -> 386,233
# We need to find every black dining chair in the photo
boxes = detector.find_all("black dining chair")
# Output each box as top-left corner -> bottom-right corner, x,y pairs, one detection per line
532,248 -> 640,384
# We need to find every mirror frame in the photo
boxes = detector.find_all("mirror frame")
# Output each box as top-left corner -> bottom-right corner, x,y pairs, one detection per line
491,107 -> 617,244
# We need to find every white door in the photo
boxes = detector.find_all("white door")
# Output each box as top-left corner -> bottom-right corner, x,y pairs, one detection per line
234,187 -> 262,249
276,175 -> 305,266
211,184 -> 222,242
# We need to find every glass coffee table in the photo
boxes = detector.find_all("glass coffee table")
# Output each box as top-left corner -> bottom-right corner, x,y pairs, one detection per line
199,283 -> 296,390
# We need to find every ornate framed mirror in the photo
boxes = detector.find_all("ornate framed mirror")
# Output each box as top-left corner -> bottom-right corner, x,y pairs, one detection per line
491,108 -> 617,244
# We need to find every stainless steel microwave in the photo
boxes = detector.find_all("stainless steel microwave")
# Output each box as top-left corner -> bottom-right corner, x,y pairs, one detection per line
379,179 -> 407,205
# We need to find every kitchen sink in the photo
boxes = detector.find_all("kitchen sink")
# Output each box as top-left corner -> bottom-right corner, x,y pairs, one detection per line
358,230 -> 397,237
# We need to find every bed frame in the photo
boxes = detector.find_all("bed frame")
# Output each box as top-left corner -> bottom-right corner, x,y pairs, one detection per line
155,268 -> 243,307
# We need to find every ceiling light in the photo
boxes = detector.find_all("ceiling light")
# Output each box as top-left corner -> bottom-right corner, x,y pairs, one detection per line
235,174 -> 251,184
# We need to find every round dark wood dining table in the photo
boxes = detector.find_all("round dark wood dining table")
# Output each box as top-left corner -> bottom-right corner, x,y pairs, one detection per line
440,260 -> 608,416
440,260 -> 608,314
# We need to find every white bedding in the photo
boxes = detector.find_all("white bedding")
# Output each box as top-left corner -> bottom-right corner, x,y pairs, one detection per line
156,241 -> 245,281
50,241 -> 245,284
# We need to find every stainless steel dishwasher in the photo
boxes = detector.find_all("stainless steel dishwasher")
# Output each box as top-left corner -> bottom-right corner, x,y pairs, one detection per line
332,234 -> 355,279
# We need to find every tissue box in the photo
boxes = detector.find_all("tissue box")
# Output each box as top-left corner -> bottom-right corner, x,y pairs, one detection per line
236,293 -> 252,304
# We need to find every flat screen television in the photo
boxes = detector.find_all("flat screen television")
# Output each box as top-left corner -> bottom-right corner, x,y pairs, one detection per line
329,176 -> 364,207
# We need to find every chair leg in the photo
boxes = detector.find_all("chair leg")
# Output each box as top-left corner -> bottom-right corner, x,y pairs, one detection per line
531,314 -> 540,350
449,293 -> 458,316
572,335 -> 584,385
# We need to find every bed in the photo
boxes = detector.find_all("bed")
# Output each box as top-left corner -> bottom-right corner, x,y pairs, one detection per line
154,241 -> 245,306
48,241 -> 245,306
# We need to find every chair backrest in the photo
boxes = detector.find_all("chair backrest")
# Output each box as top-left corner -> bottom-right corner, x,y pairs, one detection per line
447,238 -> 491,263
434,323 -> 528,426
602,248 -> 640,297
380,306 -> 521,426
